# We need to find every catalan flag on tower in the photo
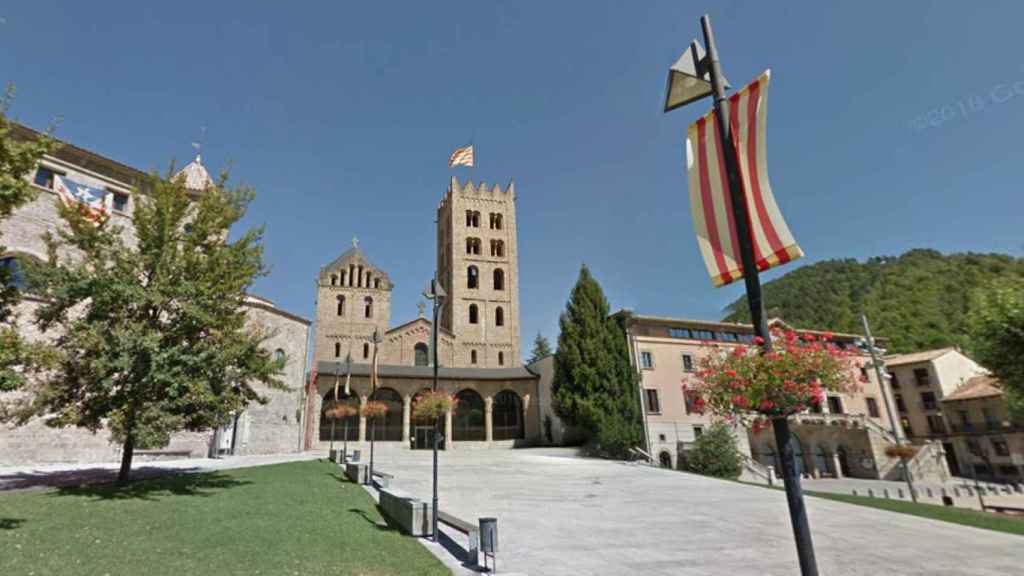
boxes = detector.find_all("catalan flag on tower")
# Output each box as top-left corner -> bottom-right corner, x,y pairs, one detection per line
685,70 -> 802,288
448,144 -> 474,168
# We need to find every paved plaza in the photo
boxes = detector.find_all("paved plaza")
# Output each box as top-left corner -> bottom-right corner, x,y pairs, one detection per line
370,447 -> 1020,576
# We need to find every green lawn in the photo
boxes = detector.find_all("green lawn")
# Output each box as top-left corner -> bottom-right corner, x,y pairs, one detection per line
0,460 -> 449,576
804,489 -> 1024,537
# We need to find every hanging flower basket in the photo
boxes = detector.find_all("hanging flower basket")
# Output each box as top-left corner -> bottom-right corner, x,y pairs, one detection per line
884,444 -> 918,459
325,401 -> 357,421
412,390 -> 457,420
361,400 -> 389,419
686,329 -> 860,427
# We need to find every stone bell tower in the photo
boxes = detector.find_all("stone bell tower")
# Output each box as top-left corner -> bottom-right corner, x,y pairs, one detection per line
314,239 -> 392,365
436,177 -> 521,368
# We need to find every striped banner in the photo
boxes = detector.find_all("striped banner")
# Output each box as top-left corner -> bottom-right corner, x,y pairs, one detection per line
448,144 -> 474,168
685,70 -> 802,288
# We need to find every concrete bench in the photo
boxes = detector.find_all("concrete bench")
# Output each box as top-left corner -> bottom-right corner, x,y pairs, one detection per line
438,510 -> 480,568
345,462 -> 368,485
372,470 -> 394,489
379,488 -> 432,536
135,450 -> 192,460
983,504 -> 1024,514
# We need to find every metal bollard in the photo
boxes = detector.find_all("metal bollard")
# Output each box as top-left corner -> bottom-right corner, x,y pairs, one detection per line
480,517 -> 498,573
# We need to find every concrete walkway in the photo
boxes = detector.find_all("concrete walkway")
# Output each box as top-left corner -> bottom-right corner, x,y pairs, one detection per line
0,452 -> 319,492
369,447 -> 1020,576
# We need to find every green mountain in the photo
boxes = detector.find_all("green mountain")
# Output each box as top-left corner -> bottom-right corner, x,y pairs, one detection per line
722,249 -> 1024,353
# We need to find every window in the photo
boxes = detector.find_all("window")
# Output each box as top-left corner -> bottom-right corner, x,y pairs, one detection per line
966,438 -> 982,454
490,212 -> 503,230
340,270 -> 347,285
490,239 -> 505,257
737,333 -> 755,343
721,332 -> 739,342
695,329 -> 715,340
640,351 -> 654,369
469,304 -> 479,324
330,275 -> 337,286
111,192 -> 129,212
498,351 -> 504,366
644,389 -> 661,413
334,342 -> 341,358
336,295 -> 346,316
0,256 -> 28,290
693,426 -> 704,438
914,368 -> 930,387
926,414 -> 946,434
33,166 -> 57,189
467,266 -> 479,289
471,349 -> 478,364
982,407 -> 998,429
363,343 -> 370,359
493,268 -> 505,290
669,327 -> 692,339
827,396 -> 844,415
683,390 -> 697,414
414,343 -> 429,367
274,349 -> 286,363
681,354 -> 695,372
859,366 -> 869,381
920,391 -> 937,411
495,306 -> 504,327
374,278 -> 381,289
363,296 -> 373,318
900,417 -> 914,436
866,397 -> 880,418
992,439 -> 1010,457
895,394 -> 907,413
465,210 -> 480,227
889,372 -> 900,389
466,237 -> 481,255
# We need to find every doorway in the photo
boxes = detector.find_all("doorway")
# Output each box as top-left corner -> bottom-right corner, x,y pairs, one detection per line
836,446 -> 851,477
943,442 -> 961,476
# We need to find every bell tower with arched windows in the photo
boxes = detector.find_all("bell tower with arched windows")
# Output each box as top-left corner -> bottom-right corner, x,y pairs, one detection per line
436,177 -> 521,368
314,239 -> 392,365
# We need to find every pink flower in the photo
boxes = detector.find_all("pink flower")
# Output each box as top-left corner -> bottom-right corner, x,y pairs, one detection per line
753,336 -> 765,345
725,369 -> 738,378
732,395 -> 750,408
758,400 -> 775,412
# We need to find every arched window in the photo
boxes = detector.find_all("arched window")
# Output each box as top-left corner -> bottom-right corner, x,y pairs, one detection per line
335,342 -> 341,357
490,240 -> 505,257
274,348 -> 286,363
374,278 -> 381,289
495,306 -> 504,327
365,272 -> 372,287
336,295 -> 346,316
363,342 -> 370,359
368,388 -> 403,441
467,266 -> 479,289
498,351 -> 505,366
493,268 -> 505,291
330,275 -> 337,286
493,390 -> 524,440
0,255 -> 28,290
364,296 -> 373,318
340,270 -> 347,285
414,343 -> 429,366
492,213 -> 503,230
453,389 -> 486,441
466,210 -> 474,227
471,350 -> 478,364
473,211 -> 481,227
357,265 -> 364,287
319,390 -> 359,441
469,304 -> 479,324
466,237 -> 481,255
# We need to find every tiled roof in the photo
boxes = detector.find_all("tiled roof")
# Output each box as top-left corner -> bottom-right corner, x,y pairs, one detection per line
942,375 -> 1003,402
884,347 -> 956,367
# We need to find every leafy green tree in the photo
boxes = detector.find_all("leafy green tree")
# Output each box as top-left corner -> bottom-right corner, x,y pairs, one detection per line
11,167 -> 285,481
968,279 -> 1024,418
0,85 -> 58,392
552,265 -> 641,457
684,422 -> 743,479
723,249 -> 1024,353
527,332 -> 553,364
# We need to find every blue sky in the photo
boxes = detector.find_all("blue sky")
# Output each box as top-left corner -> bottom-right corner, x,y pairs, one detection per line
3,2 -> 1023,358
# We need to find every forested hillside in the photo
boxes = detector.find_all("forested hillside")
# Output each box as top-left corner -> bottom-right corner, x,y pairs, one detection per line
722,249 -> 1024,353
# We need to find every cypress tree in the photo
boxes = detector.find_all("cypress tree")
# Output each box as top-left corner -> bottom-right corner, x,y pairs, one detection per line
552,265 -> 641,457
527,332 -> 553,364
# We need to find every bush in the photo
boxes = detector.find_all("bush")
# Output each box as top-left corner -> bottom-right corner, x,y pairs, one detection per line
684,423 -> 744,479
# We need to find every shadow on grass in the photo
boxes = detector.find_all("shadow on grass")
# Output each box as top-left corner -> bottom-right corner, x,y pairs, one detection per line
46,470 -> 251,502
1,518 -> 26,530
348,506 -> 399,532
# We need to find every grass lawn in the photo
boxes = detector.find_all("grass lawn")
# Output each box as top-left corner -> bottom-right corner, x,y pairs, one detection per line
0,460 -> 450,576
804,489 -> 1024,537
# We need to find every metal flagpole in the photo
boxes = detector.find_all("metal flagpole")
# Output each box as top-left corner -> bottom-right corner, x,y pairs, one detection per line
700,14 -> 818,575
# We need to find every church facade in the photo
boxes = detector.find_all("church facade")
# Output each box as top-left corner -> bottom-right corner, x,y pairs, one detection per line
306,177 -> 541,450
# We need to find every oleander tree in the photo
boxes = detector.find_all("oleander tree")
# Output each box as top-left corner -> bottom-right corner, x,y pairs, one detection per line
8,164 -> 285,482
0,85 -> 59,394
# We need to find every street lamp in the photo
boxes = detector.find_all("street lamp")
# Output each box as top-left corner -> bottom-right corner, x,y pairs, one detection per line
423,278 -> 446,541
664,15 -> 817,576
369,328 -> 382,483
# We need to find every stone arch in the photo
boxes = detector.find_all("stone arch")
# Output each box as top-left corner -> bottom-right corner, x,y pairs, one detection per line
659,451 -> 673,468
836,445 -> 851,477
453,389 -> 486,441
368,388 -> 403,441
492,390 -> 524,440
414,342 -> 429,366
319,390 -> 358,441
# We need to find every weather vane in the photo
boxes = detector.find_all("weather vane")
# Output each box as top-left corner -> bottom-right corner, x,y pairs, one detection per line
191,126 -> 207,159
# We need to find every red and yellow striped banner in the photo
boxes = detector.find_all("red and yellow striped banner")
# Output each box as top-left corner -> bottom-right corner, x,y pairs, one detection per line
686,70 -> 802,288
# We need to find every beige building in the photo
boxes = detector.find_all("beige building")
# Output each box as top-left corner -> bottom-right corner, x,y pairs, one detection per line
613,311 -> 949,482
941,376 -> 1024,482
0,124 -> 311,465
307,177 -> 540,450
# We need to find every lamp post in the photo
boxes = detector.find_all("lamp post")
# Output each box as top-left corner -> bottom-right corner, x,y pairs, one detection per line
859,314 -> 917,502
664,15 -> 817,575
342,352 -> 352,463
369,328 -> 382,482
423,278 -> 446,541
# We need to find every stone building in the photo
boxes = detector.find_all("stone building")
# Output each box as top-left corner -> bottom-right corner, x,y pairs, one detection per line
0,123 -> 311,466
307,177 -> 540,451
940,376 -> 1024,482
608,311 -> 949,482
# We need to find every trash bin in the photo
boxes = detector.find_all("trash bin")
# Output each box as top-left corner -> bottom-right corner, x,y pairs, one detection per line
351,449 -> 361,463
480,517 -> 498,554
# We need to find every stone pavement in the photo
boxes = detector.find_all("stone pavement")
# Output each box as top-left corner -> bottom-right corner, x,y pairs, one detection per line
368,446 -> 1020,576
0,452 -> 319,492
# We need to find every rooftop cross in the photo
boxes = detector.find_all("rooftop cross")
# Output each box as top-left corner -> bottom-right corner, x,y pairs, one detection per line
352,236 -> 359,248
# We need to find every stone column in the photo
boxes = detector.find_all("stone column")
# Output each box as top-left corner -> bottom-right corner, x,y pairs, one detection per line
522,393 -> 532,441
358,395 -> 368,442
485,396 -> 494,443
832,452 -> 844,478
445,409 -> 454,450
402,395 -> 411,445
